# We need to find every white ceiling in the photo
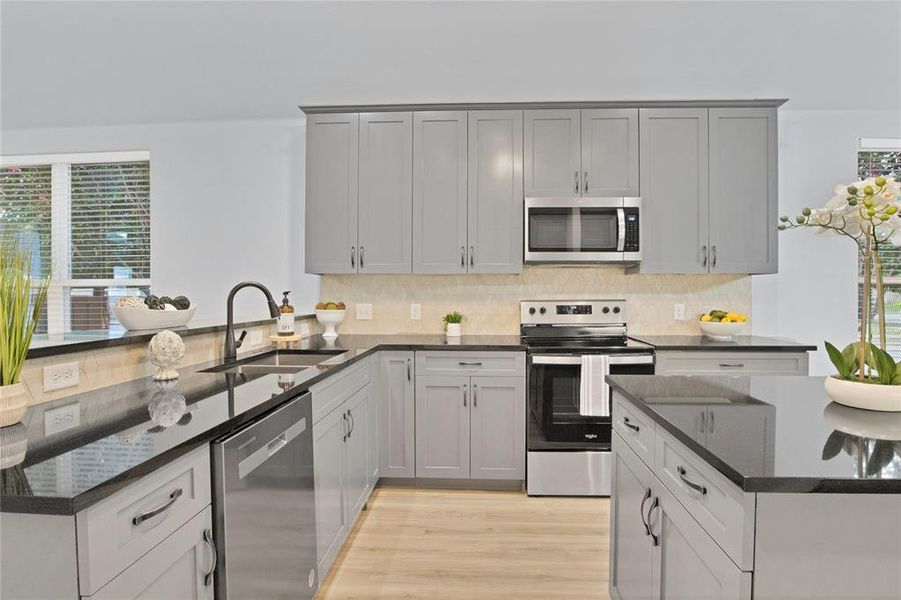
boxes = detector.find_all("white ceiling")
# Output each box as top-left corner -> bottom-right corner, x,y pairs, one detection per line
2,1 -> 899,130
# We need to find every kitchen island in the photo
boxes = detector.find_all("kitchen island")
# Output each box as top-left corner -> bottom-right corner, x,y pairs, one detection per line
606,374 -> 901,600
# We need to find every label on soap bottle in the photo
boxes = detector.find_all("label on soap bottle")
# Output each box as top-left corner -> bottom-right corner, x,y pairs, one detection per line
278,313 -> 295,335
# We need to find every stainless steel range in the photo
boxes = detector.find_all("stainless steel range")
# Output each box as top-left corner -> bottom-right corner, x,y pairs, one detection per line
522,300 -> 654,496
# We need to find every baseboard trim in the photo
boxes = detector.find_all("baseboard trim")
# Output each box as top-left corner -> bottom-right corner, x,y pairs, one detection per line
377,477 -> 524,492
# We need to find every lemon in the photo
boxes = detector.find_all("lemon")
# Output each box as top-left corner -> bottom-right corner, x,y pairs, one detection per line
700,315 -> 712,322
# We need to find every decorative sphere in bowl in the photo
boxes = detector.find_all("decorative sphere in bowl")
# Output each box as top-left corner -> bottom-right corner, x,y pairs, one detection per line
315,309 -> 346,339
113,304 -> 197,331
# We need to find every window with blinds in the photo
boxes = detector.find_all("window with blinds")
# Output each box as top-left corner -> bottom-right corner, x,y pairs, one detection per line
0,152 -> 150,335
858,140 -> 901,357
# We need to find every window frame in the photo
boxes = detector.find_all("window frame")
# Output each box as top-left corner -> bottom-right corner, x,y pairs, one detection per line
0,150 -> 151,334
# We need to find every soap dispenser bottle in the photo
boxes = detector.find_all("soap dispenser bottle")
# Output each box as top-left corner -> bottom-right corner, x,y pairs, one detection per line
278,291 -> 295,336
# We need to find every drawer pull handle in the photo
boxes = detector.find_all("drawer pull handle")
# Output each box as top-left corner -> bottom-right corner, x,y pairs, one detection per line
623,417 -> 640,432
677,466 -> 707,495
718,363 -> 745,369
647,496 -> 660,547
463,384 -> 468,407
458,361 -> 483,367
203,528 -> 218,587
639,488 -> 652,536
132,488 -> 183,526
407,357 -> 412,381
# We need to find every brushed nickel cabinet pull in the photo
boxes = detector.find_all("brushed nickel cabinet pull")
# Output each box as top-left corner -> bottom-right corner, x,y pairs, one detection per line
623,416 -> 640,432
574,170 -> 579,193
470,246 -> 475,267
701,245 -> 708,267
203,528 -> 218,587
677,466 -> 707,495
132,488 -> 183,526
647,496 -> 660,546
350,246 -> 356,269
583,171 -> 589,194
473,384 -> 478,407
711,245 -> 717,268
640,488 -> 652,536
360,246 -> 365,270
463,384 -> 468,407
461,246 -> 465,268
407,358 -> 412,381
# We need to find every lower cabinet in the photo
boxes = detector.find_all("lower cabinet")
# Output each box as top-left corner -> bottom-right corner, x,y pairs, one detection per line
86,507 -> 215,600
415,374 -> 525,480
611,434 -> 751,600
345,385 -> 373,519
378,351 -> 416,478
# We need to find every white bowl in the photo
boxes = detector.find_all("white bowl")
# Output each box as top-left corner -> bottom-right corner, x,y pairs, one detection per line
113,304 -> 197,331
315,309 -> 346,339
824,376 -> 901,412
698,320 -> 747,340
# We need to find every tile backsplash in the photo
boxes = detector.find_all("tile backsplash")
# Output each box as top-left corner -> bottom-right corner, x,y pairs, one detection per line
320,267 -> 751,335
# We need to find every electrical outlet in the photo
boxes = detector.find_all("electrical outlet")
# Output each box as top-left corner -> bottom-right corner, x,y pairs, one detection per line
43,361 -> 80,392
674,303 -> 686,321
356,303 -> 373,320
44,403 -> 81,435
410,303 -> 422,320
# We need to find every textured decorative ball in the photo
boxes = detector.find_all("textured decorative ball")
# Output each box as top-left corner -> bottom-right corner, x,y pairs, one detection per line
148,330 -> 185,380
117,296 -> 148,310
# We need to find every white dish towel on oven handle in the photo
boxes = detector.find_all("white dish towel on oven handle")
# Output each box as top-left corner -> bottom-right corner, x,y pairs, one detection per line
579,354 -> 611,417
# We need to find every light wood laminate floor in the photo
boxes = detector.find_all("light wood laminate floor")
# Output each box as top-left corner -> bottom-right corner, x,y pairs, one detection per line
317,487 -> 610,599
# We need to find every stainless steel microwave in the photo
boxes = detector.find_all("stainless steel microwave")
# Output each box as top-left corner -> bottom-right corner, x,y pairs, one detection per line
524,197 -> 642,264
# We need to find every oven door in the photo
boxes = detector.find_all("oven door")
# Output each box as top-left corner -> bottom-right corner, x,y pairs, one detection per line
525,197 -> 625,262
528,353 -> 654,443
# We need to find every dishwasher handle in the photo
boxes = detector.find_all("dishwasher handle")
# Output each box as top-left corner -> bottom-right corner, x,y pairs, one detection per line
238,417 -> 307,479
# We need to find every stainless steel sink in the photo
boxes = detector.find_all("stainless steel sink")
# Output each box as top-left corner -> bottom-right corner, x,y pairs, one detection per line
204,351 -> 344,375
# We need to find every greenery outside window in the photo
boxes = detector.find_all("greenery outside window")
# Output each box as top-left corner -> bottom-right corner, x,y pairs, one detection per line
0,151 -> 150,335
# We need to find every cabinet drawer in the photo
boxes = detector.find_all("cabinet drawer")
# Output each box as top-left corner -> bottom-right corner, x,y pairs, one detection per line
311,359 -> 370,423
415,351 -> 525,377
85,506 -> 214,600
76,446 -> 212,595
654,428 -> 755,570
612,394 -> 656,467
656,351 -> 809,375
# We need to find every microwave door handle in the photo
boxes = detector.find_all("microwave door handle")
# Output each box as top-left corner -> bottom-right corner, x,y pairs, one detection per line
617,208 -> 626,252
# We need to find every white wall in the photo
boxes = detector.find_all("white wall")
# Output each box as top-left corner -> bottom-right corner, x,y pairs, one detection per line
0,119 -> 320,321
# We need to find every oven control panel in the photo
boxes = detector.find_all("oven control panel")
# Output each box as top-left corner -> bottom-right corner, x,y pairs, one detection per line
521,300 -> 627,325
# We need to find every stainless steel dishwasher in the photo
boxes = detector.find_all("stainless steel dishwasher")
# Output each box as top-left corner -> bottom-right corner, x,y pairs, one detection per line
212,393 -> 317,599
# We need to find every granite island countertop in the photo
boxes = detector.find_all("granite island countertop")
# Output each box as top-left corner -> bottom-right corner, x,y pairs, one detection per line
1,334 -> 524,515
606,374 -> 901,493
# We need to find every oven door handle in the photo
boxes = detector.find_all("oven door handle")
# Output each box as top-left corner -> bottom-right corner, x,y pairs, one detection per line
531,354 -> 654,366
616,208 -> 626,252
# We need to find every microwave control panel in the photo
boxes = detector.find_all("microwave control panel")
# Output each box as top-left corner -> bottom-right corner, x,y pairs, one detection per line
623,208 -> 640,252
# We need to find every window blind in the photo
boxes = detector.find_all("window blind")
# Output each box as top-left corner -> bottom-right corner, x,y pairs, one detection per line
0,164 -> 53,277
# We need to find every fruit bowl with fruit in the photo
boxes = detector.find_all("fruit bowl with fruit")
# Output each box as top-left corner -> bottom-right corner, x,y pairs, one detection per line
315,301 -> 346,339
698,309 -> 748,340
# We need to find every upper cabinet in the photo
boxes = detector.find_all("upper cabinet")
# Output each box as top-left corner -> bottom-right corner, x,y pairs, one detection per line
305,113 -> 359,274
524,108 -> 639,198
467,110 -> 523,273
638,107 -> 778,275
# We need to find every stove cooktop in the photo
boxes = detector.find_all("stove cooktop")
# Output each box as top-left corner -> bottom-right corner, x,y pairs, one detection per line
521,336 -> 655,353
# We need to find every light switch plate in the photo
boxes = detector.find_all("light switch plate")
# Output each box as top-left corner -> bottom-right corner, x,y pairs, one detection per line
356,303 -> 373,320
410,303 -> 421,320
44,403 -> 80,435
43,361 -> 80,392
674,303 -> 686,321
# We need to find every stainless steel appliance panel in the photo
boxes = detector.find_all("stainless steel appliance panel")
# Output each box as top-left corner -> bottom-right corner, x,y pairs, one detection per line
527,451 -> 612,496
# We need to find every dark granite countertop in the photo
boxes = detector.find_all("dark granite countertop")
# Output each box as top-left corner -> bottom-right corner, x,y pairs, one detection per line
1,334 -> 524,515
629,334 -> 817,352
607,375 -> 901,493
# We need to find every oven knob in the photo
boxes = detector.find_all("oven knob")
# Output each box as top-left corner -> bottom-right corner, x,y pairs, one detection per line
539,307 -> 547,315
528,307 -> 536,315
602,307 -> 610,314
613,306 -> 621,314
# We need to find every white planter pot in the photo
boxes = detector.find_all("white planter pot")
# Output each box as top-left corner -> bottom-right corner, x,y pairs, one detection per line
0,382 -> 28,427
446,323 -> 462,337
824,376 -> 901,412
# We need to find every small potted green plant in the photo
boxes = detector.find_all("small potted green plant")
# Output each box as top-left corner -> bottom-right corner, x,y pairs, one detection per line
442,311 -> 464,338
1,237 -> 49,426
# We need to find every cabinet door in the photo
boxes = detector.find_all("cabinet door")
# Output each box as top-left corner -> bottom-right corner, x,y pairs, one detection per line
470,376 -> 525,480
87,507 -> 214,600
415,376 -> 470,479
358,112 -> 413,273
345,385 -> 372,522
639,109 -> 709,274
651,482 -> 751,600
708,108 -> 778,274
305,113 -> 359,274
524,109 -> 582,197
379,351 -> 416,478
313,404 -> 348,575
467,110 -> 523,273
581,108 -> 639,197
412,111 -> 468,273
610,435 -> 656,600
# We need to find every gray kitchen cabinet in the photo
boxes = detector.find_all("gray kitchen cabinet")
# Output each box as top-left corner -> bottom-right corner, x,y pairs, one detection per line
467,110 -> 523,273
524,109 -> 582,197
86,508 -> 215,600
358,112 -> 413,273
610,435 -> 656,600
415,376 -> 471,479
344,384 -> 372,522
313,403 -> 348,576
655,351 -> 809,376
412,111 -> 469,273
708,108 -> 778,274
469,376 -> 525,479
378,351 -> 416,478
639,108 -> 710,274
305,113 -> 359,274
581,108 -> 640,197
368,355 -> 380,486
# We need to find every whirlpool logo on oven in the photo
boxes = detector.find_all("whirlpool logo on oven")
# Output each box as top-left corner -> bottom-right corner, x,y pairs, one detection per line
584,433 -> 598,439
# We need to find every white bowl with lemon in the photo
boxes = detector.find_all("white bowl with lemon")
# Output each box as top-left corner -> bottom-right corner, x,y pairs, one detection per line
699,310 -> 748,340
